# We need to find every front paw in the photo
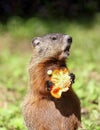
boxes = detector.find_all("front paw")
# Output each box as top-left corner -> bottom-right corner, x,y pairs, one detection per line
69,73 -> 75,84
46,80 -> 54,91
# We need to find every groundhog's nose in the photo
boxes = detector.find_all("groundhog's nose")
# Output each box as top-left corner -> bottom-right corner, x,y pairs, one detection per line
67,36 -> 72,44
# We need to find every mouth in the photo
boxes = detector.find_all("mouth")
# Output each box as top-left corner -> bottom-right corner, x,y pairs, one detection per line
58,45 -> 70,60
64,45 -> 70,52
63,45 -> 70,56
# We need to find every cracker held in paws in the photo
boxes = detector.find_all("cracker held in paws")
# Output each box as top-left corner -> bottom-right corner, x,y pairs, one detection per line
47,68 -> 71,98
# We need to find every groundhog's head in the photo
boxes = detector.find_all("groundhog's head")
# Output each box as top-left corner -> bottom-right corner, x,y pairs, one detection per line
32,33 -> 72,61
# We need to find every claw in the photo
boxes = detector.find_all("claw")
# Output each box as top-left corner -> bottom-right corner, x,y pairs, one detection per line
69,73 -> 75,84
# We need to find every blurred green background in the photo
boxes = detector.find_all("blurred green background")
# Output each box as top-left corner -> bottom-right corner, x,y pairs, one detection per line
0,1 -> 100,130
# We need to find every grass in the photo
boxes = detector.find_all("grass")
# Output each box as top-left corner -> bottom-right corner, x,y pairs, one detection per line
0,14 -> 100,130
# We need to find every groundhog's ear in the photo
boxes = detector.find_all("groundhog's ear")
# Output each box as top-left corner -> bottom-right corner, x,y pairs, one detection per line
32,38 -> 40,47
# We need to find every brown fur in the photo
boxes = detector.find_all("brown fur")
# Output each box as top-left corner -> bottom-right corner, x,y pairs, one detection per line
22,34 -> 81,130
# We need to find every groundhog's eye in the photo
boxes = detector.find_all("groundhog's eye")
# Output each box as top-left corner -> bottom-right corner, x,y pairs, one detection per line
32,39 -> 40,47
51,36 -> 57,41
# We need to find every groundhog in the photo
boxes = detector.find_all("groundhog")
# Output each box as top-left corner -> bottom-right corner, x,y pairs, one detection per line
22,33 -> 81,130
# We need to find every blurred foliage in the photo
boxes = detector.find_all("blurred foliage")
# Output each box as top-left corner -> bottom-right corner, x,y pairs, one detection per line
0,13 -> 100,129
0,0 -> 100,23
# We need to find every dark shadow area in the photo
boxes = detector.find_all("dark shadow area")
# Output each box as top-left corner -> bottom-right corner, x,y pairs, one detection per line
0,0 -> 100,25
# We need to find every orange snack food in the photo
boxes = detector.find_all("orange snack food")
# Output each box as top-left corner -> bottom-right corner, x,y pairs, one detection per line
50,68 -> 71,98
